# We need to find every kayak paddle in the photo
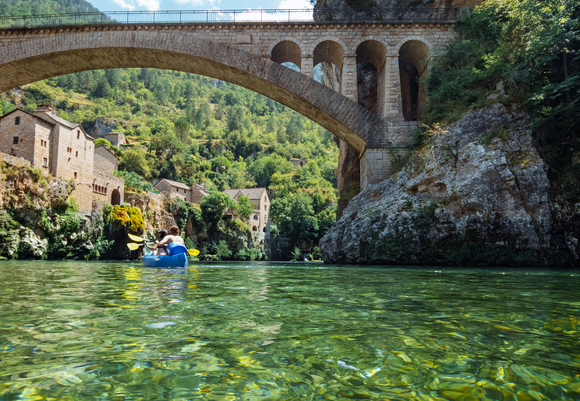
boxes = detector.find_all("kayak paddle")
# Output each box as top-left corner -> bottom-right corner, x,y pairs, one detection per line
126,241 -> 200,256
128,233 -> 146,242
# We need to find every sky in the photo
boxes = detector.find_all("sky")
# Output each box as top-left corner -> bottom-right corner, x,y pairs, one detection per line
89,0 -> 313,14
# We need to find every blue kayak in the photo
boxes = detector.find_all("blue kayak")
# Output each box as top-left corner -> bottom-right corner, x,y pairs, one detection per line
143,242 -> 189,268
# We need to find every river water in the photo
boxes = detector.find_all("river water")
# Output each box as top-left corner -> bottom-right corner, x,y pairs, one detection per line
0,261 -> 579,400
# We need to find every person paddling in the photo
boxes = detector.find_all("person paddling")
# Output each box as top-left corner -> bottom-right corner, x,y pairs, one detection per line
156,226 -> 185,248
146,229 -> 169,255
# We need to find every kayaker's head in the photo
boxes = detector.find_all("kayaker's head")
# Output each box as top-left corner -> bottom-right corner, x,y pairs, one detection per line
158,229 -> 168,239
169,226 -> 179,236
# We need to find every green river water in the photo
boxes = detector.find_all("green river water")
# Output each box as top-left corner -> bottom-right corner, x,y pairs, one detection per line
0,261 -> 579,400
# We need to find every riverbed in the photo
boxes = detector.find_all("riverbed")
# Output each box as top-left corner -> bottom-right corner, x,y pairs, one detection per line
0,261 -> 579,400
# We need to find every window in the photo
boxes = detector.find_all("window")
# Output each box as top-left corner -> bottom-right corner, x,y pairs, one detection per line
75,151 -> 78,157
253,215 -> 258,220
42,158 -> 48,167
40,139 -> 47,147
74,172 -> 78,179
15,116 -> 20,125
77,131 -> 80,139
67,147 -> 72,153
12,137 -> 18,145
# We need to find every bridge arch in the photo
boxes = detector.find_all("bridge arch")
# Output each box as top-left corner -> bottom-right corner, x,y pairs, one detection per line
355,39 -> 387,116
393,36 -> 433,54
313,39 -> 345,92
396,38 -> 431,121
0,31 -> 385,154
313,39 -> 345,72
268,37 -> 306,69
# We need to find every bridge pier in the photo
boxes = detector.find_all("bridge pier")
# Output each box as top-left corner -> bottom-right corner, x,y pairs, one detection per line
341,55 -> 358,101
383,54 -> 405,121
301,55 -> 313,78
360,148 -> 391,188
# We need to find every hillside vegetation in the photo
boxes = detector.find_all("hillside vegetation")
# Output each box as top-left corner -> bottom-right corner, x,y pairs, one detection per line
422,0 -> 579,202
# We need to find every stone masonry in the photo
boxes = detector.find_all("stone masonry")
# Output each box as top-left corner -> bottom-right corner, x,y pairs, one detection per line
0,106 -> 124,211
0,21 -> 456,187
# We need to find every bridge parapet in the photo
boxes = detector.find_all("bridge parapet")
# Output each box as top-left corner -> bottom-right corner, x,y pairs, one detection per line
0,8 -> 461,29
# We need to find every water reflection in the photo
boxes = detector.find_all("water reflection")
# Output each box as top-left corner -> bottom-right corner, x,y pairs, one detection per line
0,261 -> 579,400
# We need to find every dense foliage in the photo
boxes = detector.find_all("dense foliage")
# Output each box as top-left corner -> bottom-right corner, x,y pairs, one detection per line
423,0 -> 579,200
0,0 -> 99,17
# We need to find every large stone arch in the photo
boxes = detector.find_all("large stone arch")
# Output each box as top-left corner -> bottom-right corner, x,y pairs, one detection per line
0,31 -> 385,153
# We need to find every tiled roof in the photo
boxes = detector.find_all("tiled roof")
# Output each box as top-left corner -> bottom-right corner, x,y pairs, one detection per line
32,111 -> 95,139
224,187 -> 267,200
0,108 -> 54,124
154,178 -> 190,191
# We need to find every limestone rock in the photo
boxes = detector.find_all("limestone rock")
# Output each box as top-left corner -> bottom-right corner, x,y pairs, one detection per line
90,117 -> 116,138
18,227 -> 48,257
320,105 -> 573,266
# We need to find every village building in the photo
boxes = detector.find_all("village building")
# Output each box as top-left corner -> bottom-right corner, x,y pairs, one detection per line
224,188 -> 270,239
152,179 -> 209,204
104,132 -> 126,146
153,179 -> 191,202
0,106 -> 124,211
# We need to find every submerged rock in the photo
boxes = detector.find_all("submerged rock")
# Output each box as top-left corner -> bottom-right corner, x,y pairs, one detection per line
320,105 -> 577,266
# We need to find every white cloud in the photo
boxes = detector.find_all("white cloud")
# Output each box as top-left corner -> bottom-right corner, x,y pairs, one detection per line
279,0 -> 313,10
111,0 -> 136,10
136,0 -> 161,10
173,0 -> 204,5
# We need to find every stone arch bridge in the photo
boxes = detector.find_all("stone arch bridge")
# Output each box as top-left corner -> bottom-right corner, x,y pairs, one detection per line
0,16 -> 455,187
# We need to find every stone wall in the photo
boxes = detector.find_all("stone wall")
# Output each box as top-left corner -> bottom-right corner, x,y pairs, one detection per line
92,170 -> 124,205
51,124 -> 94,186
191,184 -> 208,204
0,151 -> 32,167
94,146 -> 118,174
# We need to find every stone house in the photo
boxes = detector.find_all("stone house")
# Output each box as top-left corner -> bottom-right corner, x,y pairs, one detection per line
224,187 -> 270,239
153,178 -> 191,202
105,132 -> 126,146
0,106 -> 124,211
152,179 -> 209,204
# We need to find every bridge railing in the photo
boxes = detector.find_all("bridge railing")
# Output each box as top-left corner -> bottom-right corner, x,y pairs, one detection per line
0,8 -> 461,29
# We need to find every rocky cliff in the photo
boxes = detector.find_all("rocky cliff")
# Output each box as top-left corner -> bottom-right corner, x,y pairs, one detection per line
0,161 -> 110,260
320,105 -> 579,266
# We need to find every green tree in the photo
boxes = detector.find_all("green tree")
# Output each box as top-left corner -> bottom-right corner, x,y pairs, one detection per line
236,195 -> 253,221
200,191 -> 236,232
248,154 -> 294,188
94,138 -> 112,148
227,105 -> 244,132
174,118 -> 192,142
120,148 -> 150,178
93,76 -> 111,98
